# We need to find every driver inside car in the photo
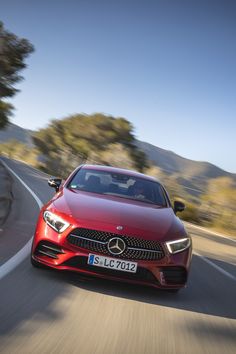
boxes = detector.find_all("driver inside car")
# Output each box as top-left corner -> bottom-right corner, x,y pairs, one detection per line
129,181 -> 148,200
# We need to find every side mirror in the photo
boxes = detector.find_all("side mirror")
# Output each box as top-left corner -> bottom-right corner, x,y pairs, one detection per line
174,201 -> 185,214
48,178 -> 62,192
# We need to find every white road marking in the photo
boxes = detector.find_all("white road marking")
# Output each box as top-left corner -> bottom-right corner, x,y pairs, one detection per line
0,159 -> 43,209
0,239 -> 33,280
0,159 -> 43,280
194,251 -> 236,281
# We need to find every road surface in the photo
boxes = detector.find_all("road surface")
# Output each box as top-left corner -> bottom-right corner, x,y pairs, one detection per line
0,158 -> 235,354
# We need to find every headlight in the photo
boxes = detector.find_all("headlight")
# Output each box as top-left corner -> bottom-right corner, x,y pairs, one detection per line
166,238 -> 191,254
43,211 -> 70,233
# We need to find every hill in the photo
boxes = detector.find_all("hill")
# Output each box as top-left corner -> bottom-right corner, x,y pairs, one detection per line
136,140 -> 235,180
0,123 -> 33,146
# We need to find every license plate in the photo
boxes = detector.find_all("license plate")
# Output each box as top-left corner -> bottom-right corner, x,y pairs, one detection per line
88,254 -> 137,273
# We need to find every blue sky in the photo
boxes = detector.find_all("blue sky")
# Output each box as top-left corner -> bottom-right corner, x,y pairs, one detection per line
1,0 -> 236,173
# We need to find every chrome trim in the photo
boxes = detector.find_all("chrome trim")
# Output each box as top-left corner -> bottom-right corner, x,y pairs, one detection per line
69,234 -> 107,245
37,250 -> 58,259
42,244 -> 65,254
127,246 -> 163,253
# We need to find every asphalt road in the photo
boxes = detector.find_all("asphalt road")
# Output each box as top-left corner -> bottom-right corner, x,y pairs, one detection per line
0,158 -> 235,354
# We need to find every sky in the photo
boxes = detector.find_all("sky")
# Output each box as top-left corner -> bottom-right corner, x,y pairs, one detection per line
1,0 -> 236,173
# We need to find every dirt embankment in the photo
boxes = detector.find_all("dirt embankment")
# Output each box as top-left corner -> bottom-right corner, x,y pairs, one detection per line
0,161 -> 13,226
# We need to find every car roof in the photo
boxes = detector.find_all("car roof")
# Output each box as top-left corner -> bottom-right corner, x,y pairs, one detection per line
81,164 -> 160,183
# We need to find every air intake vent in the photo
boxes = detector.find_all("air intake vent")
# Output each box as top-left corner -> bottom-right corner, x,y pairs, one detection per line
35,241 -> 65,259
161,267 -> 187,285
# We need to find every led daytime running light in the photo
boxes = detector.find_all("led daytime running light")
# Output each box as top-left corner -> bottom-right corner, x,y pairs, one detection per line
166,237 -> 191,254
43,211 -> 70,233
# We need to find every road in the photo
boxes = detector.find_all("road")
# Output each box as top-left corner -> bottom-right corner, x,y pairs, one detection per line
0,158 -> 235,354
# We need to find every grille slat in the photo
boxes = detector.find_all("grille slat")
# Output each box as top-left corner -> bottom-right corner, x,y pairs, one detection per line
67,228 -> 165,261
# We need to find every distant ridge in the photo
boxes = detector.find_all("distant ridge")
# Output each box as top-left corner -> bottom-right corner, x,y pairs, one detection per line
135,140 -> 235,180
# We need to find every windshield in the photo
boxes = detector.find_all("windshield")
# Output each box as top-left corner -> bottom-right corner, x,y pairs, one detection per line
67,168 -> 168,207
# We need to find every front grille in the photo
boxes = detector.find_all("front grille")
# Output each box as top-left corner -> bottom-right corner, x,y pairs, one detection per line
62,256 -> 158,284
67,228 -> 165,261
162,267 -> 187,285
35,241 -> 65,259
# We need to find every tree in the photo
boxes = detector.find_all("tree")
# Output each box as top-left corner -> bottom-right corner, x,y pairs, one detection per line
89,143 -> 136,170
0,22 -> 34,128
33,113 -> 149,176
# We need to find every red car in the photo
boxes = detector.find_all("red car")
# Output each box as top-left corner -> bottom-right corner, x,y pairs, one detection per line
31,165 -> 192,292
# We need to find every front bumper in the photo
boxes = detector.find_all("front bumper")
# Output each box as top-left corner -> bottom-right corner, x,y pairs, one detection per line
32,218 -> 192,290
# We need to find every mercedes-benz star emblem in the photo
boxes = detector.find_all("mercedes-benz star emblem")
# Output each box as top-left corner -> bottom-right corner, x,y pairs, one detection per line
116,225 -> 123,230
108,237 -> 126,255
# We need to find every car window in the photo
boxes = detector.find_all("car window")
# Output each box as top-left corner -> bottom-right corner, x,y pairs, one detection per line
68,168 -> 168,207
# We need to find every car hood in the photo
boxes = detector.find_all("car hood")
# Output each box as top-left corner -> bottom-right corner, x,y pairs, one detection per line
52,189 -> 186,241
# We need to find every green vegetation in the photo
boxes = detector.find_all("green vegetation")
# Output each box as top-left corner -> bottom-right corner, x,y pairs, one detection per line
33,113 -> 149,176
0,139 -> 38,166
200,177 -> 236,235
0,22 -> 34,128
146,166 -> 235,235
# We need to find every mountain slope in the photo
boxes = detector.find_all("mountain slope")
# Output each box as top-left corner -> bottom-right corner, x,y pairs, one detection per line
136,140 -> 235,180
0,123 -> 33,146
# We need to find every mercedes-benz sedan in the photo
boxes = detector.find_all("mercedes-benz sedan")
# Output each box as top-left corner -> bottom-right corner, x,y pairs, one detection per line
31,165 -> 192,292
